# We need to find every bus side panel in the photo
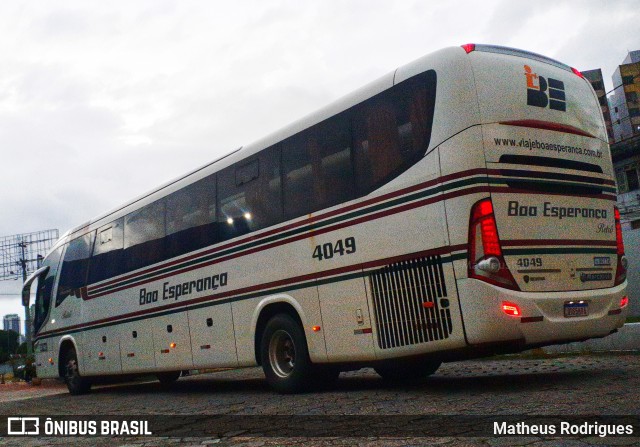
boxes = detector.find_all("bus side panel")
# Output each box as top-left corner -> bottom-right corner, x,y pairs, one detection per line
34,337 -> 60,379
82,327 -> 122,375
439,126 -> 488,282
119,321 -> 156,373
318,277 -> 375,362
189,303 -> 239,368
152,312 -> 193,371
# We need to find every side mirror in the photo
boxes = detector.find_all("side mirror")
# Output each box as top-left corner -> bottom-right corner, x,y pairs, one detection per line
21,266 -> 49,307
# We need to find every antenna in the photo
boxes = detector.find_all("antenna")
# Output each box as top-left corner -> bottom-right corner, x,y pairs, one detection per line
0,229 -> 59,354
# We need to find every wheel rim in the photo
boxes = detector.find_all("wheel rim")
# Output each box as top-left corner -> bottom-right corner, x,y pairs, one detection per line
268,329 -> 296,378
65,357 -> 78,383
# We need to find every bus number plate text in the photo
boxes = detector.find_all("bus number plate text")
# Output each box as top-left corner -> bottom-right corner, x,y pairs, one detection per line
564,301 -> 589,318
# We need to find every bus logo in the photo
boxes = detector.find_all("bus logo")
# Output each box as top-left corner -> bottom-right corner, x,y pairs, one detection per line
524,65 -> 566,111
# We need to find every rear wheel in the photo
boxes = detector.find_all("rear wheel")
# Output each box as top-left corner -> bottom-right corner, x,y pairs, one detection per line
62,347 -> 91,395
261,314 -> 316,393
374,359 -> 441,383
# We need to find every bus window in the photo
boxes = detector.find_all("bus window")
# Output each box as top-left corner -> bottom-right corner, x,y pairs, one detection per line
56,232 -> 95,306
354,71 -> 436,195
166,174 -> 217,258
283,114 -> 354,219
124,199 -> 166,271
218,146 -> 282,241
34,246 -> 64,332
88,218 -> 124,284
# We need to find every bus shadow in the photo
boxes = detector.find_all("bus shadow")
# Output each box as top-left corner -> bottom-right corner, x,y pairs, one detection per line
86,367 -> 601,397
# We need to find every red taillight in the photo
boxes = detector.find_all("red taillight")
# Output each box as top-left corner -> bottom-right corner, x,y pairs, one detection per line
501,301 -> 521,316
468,198 -> 519,290
615,208 -> 625,256
620,296 -> 629,308
614,207 -> 627,286
461,43 -> 476,54
571,67 -> 584,78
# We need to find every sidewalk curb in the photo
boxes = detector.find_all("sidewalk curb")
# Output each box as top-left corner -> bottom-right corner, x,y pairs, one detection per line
543,323 -> 640,353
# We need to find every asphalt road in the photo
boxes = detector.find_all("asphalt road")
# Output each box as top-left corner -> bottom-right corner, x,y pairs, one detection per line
1,353 -> 639,446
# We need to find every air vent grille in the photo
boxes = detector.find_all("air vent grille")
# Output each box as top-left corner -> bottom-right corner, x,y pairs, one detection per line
369,255 -> 452,349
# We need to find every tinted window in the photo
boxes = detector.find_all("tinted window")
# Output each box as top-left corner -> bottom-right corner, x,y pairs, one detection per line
166,174 -> 218,258
56,232 -> 95,306
88,218 -> 124,284
34,246 -> 64,332
282,115 -> 355,219
218,146 -> 282,241
622,75 -> 635,85
124,199 -> 166,271
353,71 -> 436,195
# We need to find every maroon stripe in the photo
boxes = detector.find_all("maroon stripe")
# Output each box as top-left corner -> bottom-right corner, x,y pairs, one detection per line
501,239 -> 616,247
88,186 -> 490,299
486,168 -> 616,187
489,186 -> 617,201
89,168 -> 489,292
37,246 -> 462,338
499,119 -> 596,139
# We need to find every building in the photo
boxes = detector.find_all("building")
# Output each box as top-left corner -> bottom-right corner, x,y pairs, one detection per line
582,68 -> 614,143
611,51 -> 640,142
2,314 -> 20,335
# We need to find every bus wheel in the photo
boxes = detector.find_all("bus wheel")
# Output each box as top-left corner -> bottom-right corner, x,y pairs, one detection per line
157,371 -> 181,386
374,359 -> 441,383
62,348 -> 91,395
261,314 -> 314,394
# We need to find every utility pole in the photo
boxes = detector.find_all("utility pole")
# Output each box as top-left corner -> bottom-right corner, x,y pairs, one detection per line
19,241 -> 32,355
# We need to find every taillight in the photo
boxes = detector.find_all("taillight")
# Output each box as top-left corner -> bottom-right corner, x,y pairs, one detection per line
571,67 -> 584,78
501,301 -> 521,316
620,296 -> 629,308
614,207 -> 627,286
461,43 -> 476,54
468,198 -> 519,290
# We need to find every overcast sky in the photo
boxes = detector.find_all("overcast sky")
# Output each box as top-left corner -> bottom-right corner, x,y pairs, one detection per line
1,0 -> 639,325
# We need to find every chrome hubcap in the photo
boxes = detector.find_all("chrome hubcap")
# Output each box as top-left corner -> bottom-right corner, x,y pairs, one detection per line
269,329 -> 296,378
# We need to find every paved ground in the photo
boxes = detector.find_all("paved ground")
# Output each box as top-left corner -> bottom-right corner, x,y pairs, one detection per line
1,353 -> 639,446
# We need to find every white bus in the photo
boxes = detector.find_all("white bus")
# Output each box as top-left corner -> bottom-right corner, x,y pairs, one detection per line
24,44 -> 629,394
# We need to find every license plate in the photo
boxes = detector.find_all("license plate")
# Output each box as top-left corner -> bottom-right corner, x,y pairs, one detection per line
564,301 -> 589,318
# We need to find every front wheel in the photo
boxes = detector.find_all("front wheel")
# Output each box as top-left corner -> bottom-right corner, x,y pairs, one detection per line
62,348 -> 91,395
260,314 -> 315,394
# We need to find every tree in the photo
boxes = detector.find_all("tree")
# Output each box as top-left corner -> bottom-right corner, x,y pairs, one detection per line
0,330 -> 20,364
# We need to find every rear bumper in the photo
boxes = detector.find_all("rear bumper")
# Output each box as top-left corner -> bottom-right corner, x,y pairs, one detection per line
457,278 -> 628,346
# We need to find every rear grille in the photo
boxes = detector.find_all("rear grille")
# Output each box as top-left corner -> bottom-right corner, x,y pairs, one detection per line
369,255 -> 452,350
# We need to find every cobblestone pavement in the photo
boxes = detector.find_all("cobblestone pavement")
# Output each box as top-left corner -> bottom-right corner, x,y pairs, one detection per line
1,353 -> 639,446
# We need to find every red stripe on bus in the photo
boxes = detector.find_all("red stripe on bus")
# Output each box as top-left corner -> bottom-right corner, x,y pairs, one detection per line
36,245 -> 466,338
87,186 -> 490,299
88,168 -> 489,291
499,120 -> 596,139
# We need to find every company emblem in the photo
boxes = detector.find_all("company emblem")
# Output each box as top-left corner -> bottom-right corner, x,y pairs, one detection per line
524,65 -> 566,111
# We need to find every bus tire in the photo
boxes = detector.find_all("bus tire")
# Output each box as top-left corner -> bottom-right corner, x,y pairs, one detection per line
157,371 -> 181,386
62,347 -> 91,395
374,359 -> 441,383
260,313 -> 314,394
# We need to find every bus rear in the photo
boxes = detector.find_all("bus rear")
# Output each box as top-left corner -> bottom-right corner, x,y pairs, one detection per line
457,44 -> 628,348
